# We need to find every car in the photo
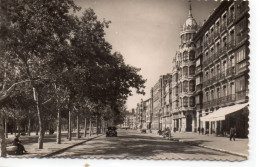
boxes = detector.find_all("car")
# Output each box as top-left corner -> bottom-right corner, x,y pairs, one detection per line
141,129 -> 146,133
106,126 -> 117,137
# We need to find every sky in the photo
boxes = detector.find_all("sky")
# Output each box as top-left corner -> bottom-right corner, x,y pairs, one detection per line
73,0 -> 220,110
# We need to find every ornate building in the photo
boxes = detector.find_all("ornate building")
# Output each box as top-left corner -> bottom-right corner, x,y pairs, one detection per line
171,2 -> 197,132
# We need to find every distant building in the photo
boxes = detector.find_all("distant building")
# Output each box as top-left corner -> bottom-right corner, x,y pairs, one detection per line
151,74 -> 172,131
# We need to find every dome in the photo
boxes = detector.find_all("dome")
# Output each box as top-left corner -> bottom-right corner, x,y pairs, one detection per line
183,17 -> 197,31
182,1 -> 198,31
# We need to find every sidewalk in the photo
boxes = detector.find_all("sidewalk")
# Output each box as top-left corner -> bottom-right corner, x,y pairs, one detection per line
4,132 -> 103,158
148,131 -> 248,158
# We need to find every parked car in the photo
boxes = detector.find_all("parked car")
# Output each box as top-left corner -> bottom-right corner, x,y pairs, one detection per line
141,129 -> 146,133
106,126 -> 117,137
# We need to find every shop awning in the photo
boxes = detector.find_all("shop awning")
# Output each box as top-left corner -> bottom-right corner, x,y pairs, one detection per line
200,103 -> 249,122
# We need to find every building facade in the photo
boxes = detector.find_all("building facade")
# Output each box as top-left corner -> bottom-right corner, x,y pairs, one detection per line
171,3 -> 197,132
194,0 -> 249,137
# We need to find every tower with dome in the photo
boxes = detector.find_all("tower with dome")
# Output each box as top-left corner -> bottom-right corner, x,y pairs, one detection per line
171,0 -> 198,132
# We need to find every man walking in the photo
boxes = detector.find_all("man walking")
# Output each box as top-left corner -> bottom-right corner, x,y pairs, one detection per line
230,127 -> 236,141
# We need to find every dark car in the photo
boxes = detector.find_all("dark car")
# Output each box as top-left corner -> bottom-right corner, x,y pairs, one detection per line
106,126 -> 117,137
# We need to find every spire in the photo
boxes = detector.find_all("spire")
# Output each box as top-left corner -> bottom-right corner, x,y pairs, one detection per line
188,0 -> 192,18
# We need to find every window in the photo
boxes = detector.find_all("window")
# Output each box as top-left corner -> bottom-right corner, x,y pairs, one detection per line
230,55 -> 235,67
183,97 -> 188,107
216,64 -> 220,73
217,87 -> 220,98
183,81 -> 188,92
190,80 -> 195,92
206,92 -> 209,101
183,66 -> 188,77
236,76 -> 246,92
190,97 -> 195,107
222,36 -> 227,47
183,51 -> 188,61
189,50 -> 195,60
211,90 -> 214,100
236,47 -> 246,62
223,85 -> 227,96
189,66 -> 195,75
211,68 -> 215,78
196,76 -> 201,85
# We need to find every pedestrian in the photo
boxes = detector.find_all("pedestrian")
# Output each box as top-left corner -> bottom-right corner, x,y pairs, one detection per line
230,127 -> 236,141
198,127 -> 200,134
201,127 -> 204,135
206,128 -> 209,135
13,134 -> 27,154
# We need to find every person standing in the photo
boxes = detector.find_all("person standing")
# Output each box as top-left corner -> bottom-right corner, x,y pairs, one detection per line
230,127 -> 236,141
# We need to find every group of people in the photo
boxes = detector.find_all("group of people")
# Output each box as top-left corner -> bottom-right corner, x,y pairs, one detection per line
197,127 -> 237,141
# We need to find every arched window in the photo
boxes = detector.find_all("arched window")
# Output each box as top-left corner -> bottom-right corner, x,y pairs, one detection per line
189,50 -> 195,60
183,97 -> 188,107
179,82 -> 182,93
189,66 -> 195,76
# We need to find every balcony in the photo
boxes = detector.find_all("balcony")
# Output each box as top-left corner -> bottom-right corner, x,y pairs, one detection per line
195,66 -> 202,75
214,28 -> 220,39
220,21 -> 227,33
196,84 -> 203,92
236,89 -> 249,101
236,2 -> 249,21
227,14 -> 235,26
218,46 -> 227,57
236,31 -> 248,46
196,46 -> 203,58
226,67 -> 236,77
226,40 -> 236,51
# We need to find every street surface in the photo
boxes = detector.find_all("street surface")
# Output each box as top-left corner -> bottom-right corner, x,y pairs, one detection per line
53,129 -> 246,161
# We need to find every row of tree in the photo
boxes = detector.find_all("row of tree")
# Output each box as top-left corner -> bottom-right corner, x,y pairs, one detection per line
0,0 -> 145,157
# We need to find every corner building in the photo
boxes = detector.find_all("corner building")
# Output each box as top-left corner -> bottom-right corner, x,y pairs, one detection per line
172,4 -> 197,132
194,0 -> 249,138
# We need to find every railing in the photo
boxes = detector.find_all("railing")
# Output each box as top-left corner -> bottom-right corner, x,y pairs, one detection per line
202,94 -> 236,109
236,31 -> 248,46
226,67 -> 236,77
226,40 -> 236,51
227,14 -> 235,26
236,2 -> 249,20
196,84 -> 203,92
236,89 -> 248,101
195,66 -> 202,74
220,21 -> 227,33
214,28 -> 220,38
218,46 -> 227,57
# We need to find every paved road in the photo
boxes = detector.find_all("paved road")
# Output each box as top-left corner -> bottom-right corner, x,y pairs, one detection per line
53,129 -> 246,161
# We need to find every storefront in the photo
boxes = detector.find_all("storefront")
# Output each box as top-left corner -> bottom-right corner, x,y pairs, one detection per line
200,103 -> 249,138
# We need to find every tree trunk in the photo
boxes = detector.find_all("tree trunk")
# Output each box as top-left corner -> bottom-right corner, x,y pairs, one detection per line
89,117 -> 92,136
84,116 -> 87,137
56,108 -> 61,144
17,120 -> 21,136
96,116 -> 98,136
68,110 -> 72,141
33,87 -> 44,149
28,119 -> 31,136
0,110 -> 7,157
4,117 -> 8,138
76,112 -> 79,139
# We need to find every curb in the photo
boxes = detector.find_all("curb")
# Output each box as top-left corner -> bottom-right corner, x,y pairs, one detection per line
40,134 -> 103,158
144,132 -> 247,158
196,144 -> 248,159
